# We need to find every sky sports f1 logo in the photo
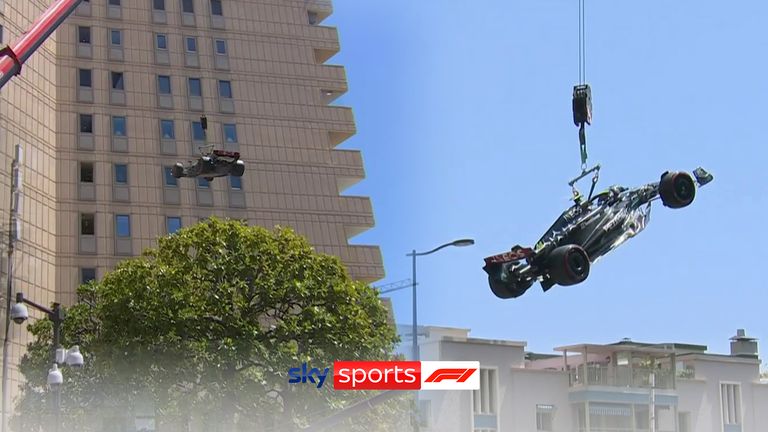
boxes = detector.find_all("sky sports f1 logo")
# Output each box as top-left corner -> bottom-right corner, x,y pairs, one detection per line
287,361 -> 479,390
333,361 -> 480,390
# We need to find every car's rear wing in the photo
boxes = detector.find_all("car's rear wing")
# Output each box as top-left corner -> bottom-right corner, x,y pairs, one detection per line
484,246 -> 535,265
212,150 -> 240,158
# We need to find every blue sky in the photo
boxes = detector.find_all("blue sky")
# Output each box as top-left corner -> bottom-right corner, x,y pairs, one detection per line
327,0 -> 768,358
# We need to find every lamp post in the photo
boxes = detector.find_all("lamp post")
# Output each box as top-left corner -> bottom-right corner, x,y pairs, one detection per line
406,239 -> 474,361
9,292 -> 83,432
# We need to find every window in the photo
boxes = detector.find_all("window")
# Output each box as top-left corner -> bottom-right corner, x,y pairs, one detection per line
721,383 -> 741,426
115,215 -> 131,237
158,75 -> 172,94
192,121 -> 205,140
79,69 -> 92,87
112,116 -> 126,136
166,217 -> 182,234
536,405 -> 554,431
229,176 -> 241,190
197,177 -> 209,188
0,26 -> 3,45
110,30 -> 122,45
114,164 -> 128,184
81,213 -> 95,235
185,37 -> 197,52
223,124 -> 237,142
81,268 -> 96,284
182,0 -> 194,13
210,0 -> 222,16
473,369 -> 497,415
156,34 -> 168,49
153,0 -> 165,10
111,72 -> 124,90
188,78 -> 202,97
80,162 -> 94,183
80,114 -> 93,133
218,80 -> 232,98
161,120 -> 175,139
109,0 -> 120,5
214,39 -> 227,54
678,412 -> 691,432
78,26 -> 91,44
163,167 -> 178,186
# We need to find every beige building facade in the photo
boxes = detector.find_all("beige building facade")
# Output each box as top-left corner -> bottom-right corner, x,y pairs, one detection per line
0,0 -> 382,411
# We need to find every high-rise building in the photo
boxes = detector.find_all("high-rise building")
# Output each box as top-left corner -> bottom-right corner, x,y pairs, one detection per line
0,0 -> 382,414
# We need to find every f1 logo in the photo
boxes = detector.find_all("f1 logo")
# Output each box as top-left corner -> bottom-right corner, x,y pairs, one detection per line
420,361 -> 480,390
425,368 -> 477,383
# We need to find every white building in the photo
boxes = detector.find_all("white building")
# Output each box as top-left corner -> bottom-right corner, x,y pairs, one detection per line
398,326 -> 767,432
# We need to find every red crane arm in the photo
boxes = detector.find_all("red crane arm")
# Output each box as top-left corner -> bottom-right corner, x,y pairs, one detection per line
0,0 -> 83,90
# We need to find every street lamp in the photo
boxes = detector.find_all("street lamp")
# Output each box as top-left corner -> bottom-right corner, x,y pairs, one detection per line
9,292 -> 84,432
406,239 -> 474,361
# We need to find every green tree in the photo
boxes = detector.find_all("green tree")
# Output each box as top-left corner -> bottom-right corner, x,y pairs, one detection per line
12,218 -> 406,432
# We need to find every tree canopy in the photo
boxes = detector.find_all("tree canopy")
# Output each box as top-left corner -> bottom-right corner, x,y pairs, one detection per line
13,218 -> 406,432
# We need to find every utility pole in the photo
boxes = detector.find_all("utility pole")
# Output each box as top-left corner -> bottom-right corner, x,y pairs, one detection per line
649,371 -> 656,432
1,144 -> 22,432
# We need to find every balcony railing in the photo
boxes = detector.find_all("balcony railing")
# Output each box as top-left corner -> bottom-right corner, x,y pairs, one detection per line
569,365 -> 675,389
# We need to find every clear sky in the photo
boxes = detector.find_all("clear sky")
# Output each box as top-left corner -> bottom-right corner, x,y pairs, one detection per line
326,0 -> 768,359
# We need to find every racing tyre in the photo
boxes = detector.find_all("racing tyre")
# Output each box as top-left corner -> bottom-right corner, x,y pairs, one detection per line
231,160 -> 245,177
171,163 -> 184,178
659,171 -> 696,209
485,263 -> 533,299
547,244 -> 590,286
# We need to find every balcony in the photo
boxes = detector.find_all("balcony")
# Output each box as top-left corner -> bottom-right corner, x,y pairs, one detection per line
331,149 -> 365,192
569,365 -> 675,390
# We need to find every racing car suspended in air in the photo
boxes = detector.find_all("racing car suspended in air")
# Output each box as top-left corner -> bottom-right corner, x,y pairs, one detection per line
171,149 -> 245,181
483,167 -> 714,299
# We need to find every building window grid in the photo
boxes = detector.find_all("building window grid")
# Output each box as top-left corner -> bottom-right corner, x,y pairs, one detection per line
109,0 -> 120,5
215,39 -> 227,54
721,383 -> 741,426
163,167 -> 178,186
153,0 -> 165,11
80,114 -> 93,133
161,120 -> 176,139
158,75 -> 172,94
79,69 -> 92,87
80,162 -> 94,183
81,213 -> 95,235
536,405 -> 554,431
166,217 -> 182,234
223,124 -> 237,142
112,116 -> 126,136
78,26 -> 91,44
210,0 -> 222,16
110,29 -> 122,45
80,268 -> 96,284
185,36 -> 197,52
182,0 -> 194,13
111,71 -> 124,90
156,34 -> 168,50
191,121 -> 205,140
188,78 -> 202,97
218,80 -> 232,98
197,177 -> 210,188
229,176 -> 241,190
473,369 -> 497,415
114,164 -> 128,184
115,215 -> 131,237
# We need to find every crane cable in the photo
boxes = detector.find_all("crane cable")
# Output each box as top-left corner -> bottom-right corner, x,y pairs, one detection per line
579,0 -> 586,85
572,0 -> 593,173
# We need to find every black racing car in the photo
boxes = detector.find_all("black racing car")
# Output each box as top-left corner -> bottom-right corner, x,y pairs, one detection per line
483,167 -> 714,299
172,149 -> 245,181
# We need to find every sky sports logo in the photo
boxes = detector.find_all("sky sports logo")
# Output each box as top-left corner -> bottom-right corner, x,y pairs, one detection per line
288,361 -> 479,390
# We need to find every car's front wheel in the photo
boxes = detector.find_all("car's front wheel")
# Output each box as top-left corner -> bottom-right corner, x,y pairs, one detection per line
231,160 -> 245,177
547,244 -> 590,286
659,171 -> 696,209
171,163 -> 184,178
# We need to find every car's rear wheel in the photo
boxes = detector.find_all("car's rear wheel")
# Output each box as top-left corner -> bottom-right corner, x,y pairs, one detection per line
659,171 -> 696,209
485,263 -> 533,299
231,160 -> 245,177
547,244 -> 590,286
171,163 -> 184,178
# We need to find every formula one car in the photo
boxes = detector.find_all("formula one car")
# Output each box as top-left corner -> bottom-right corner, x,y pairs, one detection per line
483,167 -> 714,299
172,149 -> 245,181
